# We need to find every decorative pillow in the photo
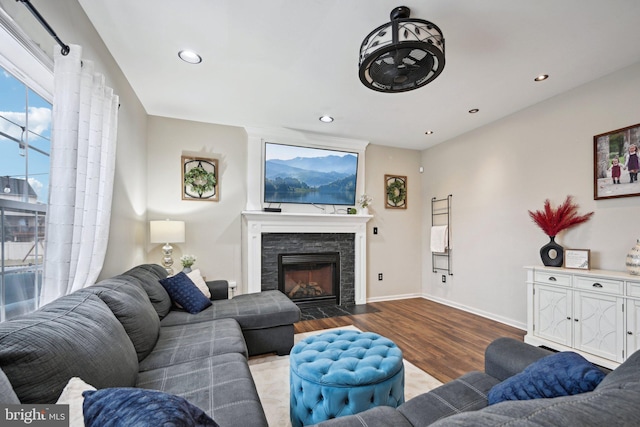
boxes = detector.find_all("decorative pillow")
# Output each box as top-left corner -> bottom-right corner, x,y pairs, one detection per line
56,377 -> 96,427
159,272 -> 212,314
82,388 -> 219,427
488,351 -> 605,405
187,269 -> 212,299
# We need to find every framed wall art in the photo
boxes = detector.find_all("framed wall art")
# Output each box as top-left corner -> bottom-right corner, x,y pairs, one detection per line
182,155 -> 219,201
385,174 -> 407,209
594,122 -> 640,200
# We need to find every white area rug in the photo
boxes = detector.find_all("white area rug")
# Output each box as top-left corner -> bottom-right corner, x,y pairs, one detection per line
248,326 -> 442,427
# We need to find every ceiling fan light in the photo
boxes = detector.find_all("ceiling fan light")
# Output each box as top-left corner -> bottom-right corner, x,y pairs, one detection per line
359,6 -> 445,93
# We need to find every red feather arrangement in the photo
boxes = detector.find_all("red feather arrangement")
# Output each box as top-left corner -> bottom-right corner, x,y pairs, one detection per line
528,196 -> 593,237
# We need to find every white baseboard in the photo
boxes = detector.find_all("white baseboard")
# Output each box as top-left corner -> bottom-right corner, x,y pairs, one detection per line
421,294 -> 526,331
366,293 -> 422,303
364,292 -> 526,331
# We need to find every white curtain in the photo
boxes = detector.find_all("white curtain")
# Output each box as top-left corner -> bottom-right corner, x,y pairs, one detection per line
41,44 -> 119,305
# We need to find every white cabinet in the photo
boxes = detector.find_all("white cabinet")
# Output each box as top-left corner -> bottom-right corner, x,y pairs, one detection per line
533,284 -> 572,346
525,266 -> 633,369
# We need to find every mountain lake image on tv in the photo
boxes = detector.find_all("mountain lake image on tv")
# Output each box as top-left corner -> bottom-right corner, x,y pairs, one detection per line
264,142 -> 358,206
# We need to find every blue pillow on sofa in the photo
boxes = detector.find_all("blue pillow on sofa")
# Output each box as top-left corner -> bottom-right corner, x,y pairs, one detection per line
488,351 -> 605,405
159,272 -> 212,314
83,388 -> 219,427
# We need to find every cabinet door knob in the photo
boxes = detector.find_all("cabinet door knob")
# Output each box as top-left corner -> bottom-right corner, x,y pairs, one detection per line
592,283 -> 603,288
574,318 -> 579,322
628,331 -> 634,335
549,276 -> 557,281
567,317 -> 571,320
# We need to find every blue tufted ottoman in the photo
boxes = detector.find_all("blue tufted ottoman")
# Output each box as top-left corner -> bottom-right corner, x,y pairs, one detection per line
289,330 -> 404,426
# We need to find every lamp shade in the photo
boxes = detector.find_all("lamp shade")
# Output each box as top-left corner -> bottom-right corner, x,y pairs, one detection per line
150,220 -> 185,243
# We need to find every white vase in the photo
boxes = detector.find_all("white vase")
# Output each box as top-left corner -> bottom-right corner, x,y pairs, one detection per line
182,266 -> 192,274
360,207 -> 369,215
626,240 -> 640,275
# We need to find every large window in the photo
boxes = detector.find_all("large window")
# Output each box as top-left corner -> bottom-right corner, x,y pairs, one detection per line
0,65 -> 50,321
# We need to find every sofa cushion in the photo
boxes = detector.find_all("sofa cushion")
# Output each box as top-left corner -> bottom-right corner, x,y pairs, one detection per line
160,290 -> 300,329
86,275 -> 161,361
139,318 -> 247,372
122,264 -> 172,319
160,272 -> 212,314
136,352 -> 268,427
398,371 -> 499,426
487,351 -> 605,405
0,292 -> 139,403
0,367 -> 20,404
430,382 -> 640,426
82,388 -> 219,427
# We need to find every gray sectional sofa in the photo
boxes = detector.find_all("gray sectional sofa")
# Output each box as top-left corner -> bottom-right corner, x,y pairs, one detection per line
313,337 -> 640,426
0,264 -> 300,427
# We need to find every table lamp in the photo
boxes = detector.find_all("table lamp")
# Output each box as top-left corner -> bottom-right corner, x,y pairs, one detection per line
150,219 -> 185,274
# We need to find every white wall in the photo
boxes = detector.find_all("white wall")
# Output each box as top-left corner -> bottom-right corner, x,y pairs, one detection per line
146,116 -> 247,285
421,61 -> 640,329
366,144 -> 423,301
3,0 -> 150,278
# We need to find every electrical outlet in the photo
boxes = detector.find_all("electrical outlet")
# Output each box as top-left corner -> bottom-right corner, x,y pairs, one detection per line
378,273 -> 383,281
228,281 -> 237,290
442,275 -> 446,283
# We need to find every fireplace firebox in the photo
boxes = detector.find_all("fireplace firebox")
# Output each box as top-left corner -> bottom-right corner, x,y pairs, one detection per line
278,252 -> 340,307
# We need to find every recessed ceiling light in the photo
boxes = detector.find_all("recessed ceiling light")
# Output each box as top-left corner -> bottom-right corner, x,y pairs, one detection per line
178,50 -> 202,64
468,108 -> 479,114
425,130 -> 434,135
319,115 -> 334,123
534,74 -> 549,82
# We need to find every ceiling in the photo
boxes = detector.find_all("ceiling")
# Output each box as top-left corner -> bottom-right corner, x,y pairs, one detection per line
74,0 -> 640,150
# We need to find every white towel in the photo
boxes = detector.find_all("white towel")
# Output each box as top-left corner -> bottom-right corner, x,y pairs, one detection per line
430,225 -> 448,253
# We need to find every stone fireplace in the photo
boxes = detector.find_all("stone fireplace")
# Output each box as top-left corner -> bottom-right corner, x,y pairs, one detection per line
241,211 -> 371,304
262,233 -> 355,306
278,252 -> 340,306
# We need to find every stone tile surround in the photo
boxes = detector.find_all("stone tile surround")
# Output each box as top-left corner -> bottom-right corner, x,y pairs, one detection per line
261,233 -> 356,306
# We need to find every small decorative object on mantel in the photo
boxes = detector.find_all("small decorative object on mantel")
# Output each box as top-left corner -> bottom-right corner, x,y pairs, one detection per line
528,196 -> 594,267
358,194 -> 373,215
180,254 -> 197,274
182,156 -> 218,201
385,175 -> 407,209
626,240 -> 640,275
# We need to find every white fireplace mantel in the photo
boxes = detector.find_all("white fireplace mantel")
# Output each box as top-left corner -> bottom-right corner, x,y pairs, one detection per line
241,211 -> 372,304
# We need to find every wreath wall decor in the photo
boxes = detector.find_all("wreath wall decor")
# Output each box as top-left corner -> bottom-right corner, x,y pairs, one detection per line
182,156 -> 219,201
385,174 -> 407,209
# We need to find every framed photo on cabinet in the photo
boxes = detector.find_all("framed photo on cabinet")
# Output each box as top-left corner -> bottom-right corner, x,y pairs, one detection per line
564,249 -> 590,270
182,156 -> 219,201
385,174 -> 407,209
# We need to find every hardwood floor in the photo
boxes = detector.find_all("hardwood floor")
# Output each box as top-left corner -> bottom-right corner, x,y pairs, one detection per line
294,298 -> 525,384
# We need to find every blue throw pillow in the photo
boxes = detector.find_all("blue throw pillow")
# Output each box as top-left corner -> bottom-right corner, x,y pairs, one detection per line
488,351 -> 605,405
83,388 -> 219,427
159,272 -> 212,314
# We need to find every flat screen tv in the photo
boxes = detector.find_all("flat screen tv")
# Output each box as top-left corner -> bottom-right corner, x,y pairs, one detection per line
264,142 -> 359,206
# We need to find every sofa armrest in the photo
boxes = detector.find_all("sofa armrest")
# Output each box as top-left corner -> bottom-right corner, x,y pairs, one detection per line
484,337 -> 553,381
206,280 -> 229,300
